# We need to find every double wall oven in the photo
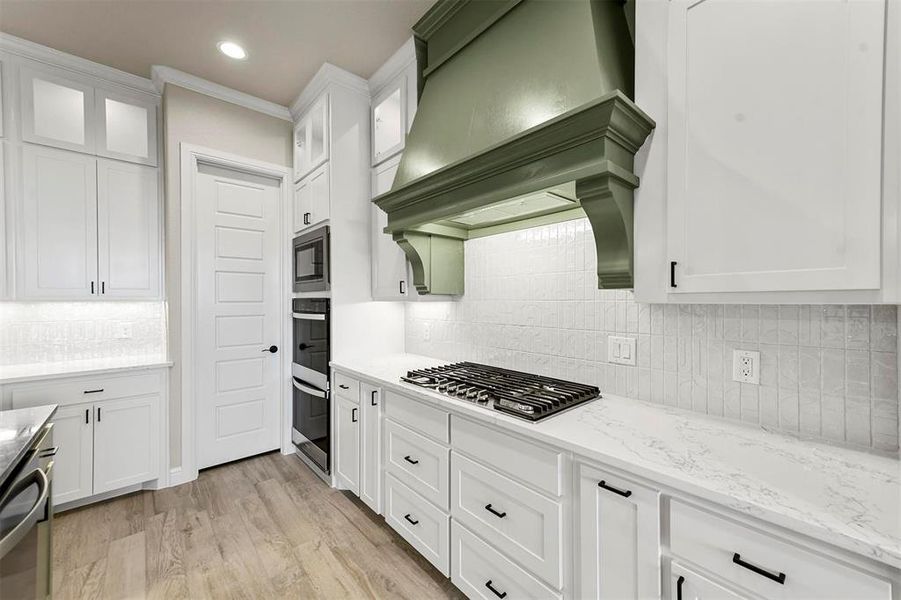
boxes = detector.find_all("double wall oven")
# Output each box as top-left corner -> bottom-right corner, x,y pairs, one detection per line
291,297 -> 330,480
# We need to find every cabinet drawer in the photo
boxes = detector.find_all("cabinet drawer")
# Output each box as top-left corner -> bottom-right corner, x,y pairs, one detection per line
333,372 -> 359,403
384,390 -> 449,443
384,473 -> 449,576
669,500 -> 892,600
10,371 -> 162,409
451,415 -> 563,496
451,521 -> 562,600
451,452 -> 563,588
385,419 -> 449,510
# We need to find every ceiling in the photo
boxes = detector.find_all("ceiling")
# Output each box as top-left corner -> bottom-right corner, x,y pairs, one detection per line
0,0 -> 433,106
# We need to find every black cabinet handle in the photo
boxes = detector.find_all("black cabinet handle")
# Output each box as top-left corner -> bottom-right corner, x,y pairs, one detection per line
304,212 -> 311,225
484,504 -> 506,518
403,455 -> 419,465
403,513 -> 418,525
399,280 -> 406,294
339,384 -> 349,390
732,553 -> 786,584
83,388 -> 104,394
101,281 -> 105,294
485,580 -> 506,599
96,407 -> 101,422
670,261 -> 678,288
371,390 -> 378,406
261,345 -> 278,353
598,480 -> 632,498
85,408 -> 89,424
676,575 -> 685,600
351,408 -> 358,423
90,281 -> 95,294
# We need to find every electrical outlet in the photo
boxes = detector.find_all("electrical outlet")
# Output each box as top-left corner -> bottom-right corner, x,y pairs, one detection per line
114,322 -> 133,339
732,349 -> 760,384
423,322 -> 431,342
608,336 -> 636,366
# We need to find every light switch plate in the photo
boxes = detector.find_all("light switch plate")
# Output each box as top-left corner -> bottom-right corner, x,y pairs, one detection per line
114,322 -> 133,339
608,336 -> 636,366
732,349 -> 760,384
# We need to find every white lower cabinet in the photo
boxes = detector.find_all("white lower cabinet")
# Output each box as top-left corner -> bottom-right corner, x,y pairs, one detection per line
92,395 -> 159,494
359,383 -> 382,514
671,563 -> 746,600
51,403 -> 94,505
451,520 -> 561,600
334,394 -> 360,494
385,472 -> 450,576
576,462 -> 660,600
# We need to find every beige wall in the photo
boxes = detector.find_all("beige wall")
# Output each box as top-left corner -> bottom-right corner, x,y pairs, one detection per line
163,84 -> 292,468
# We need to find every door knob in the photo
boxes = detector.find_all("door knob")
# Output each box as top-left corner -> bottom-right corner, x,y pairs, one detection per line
262,345 -> 278,353
298,343 -> 311,350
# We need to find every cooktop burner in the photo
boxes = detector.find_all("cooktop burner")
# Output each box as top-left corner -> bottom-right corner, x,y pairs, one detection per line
401,362 -> 600,421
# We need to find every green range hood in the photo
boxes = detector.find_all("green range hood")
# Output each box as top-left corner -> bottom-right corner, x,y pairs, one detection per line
373,0 -> 655,295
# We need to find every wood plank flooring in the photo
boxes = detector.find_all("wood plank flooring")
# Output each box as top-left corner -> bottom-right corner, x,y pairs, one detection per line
52,452 -> 465,600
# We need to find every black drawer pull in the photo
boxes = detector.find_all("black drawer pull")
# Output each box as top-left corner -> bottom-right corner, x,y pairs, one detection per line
83,388 -> 104,394
338,384 -> 350,390
676,575 -> 685,600
732,553 -> 786,585
403,514 -> 418,525
485,580 -> 506,599
403,455 -> 419,465
484,504 -> 506,518
598,480 -> 632,498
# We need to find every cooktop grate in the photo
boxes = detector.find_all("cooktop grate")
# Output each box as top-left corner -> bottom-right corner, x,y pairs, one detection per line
401,362 -> 600,421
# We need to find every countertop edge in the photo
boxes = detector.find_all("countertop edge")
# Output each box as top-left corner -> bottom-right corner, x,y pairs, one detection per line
331,358 -> 901,572
0,360 -> 173,385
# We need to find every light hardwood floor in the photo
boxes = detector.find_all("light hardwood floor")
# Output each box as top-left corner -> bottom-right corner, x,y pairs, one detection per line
52,452 -> 464,599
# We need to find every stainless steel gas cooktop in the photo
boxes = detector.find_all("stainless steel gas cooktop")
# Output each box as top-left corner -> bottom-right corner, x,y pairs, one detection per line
401,362 -> 600,422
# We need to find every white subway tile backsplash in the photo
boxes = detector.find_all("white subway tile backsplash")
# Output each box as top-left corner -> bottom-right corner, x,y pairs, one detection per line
405,218 -> 900,452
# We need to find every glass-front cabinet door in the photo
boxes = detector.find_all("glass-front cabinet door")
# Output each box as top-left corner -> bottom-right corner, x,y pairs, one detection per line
20,65 -> 96,154
95,89 -> 158,166
371,78 -> 405,165
307,95 -> 329,173
293,120 -> 308,181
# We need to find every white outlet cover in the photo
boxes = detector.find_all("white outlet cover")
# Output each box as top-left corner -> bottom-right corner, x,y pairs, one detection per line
608,336 -> 636,366
732,349 -> 760,384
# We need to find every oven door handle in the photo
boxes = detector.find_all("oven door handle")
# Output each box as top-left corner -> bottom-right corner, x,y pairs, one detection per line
292,312 -> 326,321
293,379 -> 327,398
0,467 -> 49,560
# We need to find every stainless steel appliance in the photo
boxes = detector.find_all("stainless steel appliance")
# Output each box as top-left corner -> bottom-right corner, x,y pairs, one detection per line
292,298 -> 330,479
402,362 -> 600,421
293,226 -> 329,293
0,424 -> 54,600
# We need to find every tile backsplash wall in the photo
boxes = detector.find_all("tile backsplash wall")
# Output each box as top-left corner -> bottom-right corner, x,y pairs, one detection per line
0,302 -> 168,366
405,218 -> 900,453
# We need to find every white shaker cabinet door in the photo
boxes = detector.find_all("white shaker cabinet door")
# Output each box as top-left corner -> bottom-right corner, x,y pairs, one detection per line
577,463 -> 660,600
96,159 -> 161,298
371,155 -> 408,300
50,403 -> 95,505
334,395 -> 360,494
20,144 -> 98,299
20,65 -> 96,154
359,383 -> 382,514
92,394 -> 160,494
666,0 -> 884,293
95,89 -> 158,166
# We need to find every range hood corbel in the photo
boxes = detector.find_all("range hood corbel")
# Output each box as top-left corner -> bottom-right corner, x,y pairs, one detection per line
374,0 -> 655,295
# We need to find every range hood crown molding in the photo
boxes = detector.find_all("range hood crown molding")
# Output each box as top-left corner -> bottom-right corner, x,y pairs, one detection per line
375,0 -> 655,295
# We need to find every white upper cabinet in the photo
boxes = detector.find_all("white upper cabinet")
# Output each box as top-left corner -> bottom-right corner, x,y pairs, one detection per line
293,162 -> 330,233
20,144 -> 98,299
371,154 -> 408,300
20,65 -> 96,154
96,89 -> 158,166
0,60 -> 5,138
294,94 -> 329,181
635,0 -> 895,302
371,77 -> 405,165
96,159 -> 160,298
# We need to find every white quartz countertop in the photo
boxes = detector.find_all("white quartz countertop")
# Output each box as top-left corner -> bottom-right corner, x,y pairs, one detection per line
0,355 -> 172,385
331,354 -> 901,570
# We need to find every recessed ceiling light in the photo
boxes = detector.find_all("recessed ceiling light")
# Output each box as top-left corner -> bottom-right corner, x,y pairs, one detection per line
218,41 -> 246,60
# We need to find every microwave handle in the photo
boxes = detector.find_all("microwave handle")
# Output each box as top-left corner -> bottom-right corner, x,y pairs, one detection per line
0,468 -> 49,560
292,379 -> 327,398
292,312 -> 327,321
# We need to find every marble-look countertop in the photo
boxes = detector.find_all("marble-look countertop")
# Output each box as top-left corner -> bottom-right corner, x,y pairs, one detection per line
0,355 -> 172,385
332,354 -> 901,570
0,404 -> 56,485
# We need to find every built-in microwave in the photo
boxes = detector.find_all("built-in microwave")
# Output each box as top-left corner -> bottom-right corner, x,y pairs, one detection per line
293,226 -> 329,293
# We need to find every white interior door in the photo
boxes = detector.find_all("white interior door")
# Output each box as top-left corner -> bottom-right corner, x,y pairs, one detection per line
195,161 -> 282,469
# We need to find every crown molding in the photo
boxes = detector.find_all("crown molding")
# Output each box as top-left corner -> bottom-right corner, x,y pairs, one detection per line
290,62 -> 369,119
151,65 -> 292,121
368,37 -> 418,95
0,32 -> 157,95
